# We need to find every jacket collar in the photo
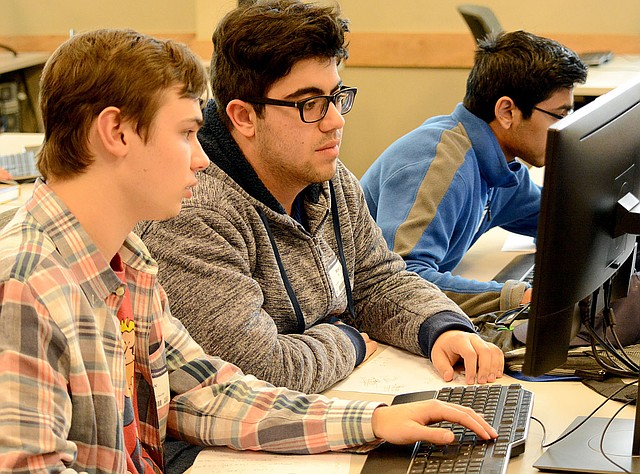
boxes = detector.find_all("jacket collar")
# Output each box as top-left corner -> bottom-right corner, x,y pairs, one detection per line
452,103 -> 521,189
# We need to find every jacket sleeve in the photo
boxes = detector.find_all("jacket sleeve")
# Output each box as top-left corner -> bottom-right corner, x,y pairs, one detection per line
444,279 -> 529,316
137,209 -> 364,394
334,166 -> 476,356
362,155 -> 532,318
158,295 -> 383,454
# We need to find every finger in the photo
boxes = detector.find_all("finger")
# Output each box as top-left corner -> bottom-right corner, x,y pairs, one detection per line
430,347 -> 456,382
404,402 -> 497,442
471,337 -> 496,384
363,339 -> 378,362
457,340 -> 478,384
471,338 -> 504,383
438,403 -> 497,439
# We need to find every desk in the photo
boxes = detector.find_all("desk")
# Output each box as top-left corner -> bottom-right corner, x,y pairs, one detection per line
575,54 -> 640,99
325,229 -> 635,474
0,52 -> 49,76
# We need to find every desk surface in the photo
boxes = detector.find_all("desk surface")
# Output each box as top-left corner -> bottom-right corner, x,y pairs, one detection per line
575,54 -> 640,97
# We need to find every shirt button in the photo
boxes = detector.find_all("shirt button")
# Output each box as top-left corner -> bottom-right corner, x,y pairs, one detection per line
115,286 -> 125,297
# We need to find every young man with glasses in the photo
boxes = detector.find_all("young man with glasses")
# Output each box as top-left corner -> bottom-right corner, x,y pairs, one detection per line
138,0 -> 504,394
0,27 -> 498,473
361,31 -> 587,318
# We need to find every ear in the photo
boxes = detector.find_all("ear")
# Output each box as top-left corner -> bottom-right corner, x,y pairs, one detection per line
95,106 -> 130,157
493,96 -> 518,131
226,99 -> 256,138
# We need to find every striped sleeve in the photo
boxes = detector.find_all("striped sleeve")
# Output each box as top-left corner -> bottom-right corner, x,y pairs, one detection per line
165,356 -> 383,453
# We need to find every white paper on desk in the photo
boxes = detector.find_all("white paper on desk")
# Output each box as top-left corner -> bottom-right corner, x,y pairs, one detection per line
329,346 -> 464,395
191,446 -> 350,474
501,233 -> 536,252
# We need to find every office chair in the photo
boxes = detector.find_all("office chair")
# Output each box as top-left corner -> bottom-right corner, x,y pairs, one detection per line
457,4 -> 503,43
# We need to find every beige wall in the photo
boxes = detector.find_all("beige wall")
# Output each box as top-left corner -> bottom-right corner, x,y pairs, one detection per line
0,1 -> 196,35
339,0 -> 640,34
5,1 -> 638,36
3,0 -> 639,177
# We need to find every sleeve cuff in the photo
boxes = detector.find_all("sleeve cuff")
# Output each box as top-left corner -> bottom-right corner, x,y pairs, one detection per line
500,280 -> 530,310
418,311 -> 476,358
325,399 -> 386,453
335,323 -> 367,366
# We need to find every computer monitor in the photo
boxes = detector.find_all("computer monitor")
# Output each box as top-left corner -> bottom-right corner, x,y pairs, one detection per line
522,76 -> 640,472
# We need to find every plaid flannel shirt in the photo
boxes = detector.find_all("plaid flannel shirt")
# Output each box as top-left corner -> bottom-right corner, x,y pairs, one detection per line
0,181 -> 381,473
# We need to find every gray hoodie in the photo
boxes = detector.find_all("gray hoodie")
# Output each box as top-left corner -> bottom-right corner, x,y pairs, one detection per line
136,100 -> 475,393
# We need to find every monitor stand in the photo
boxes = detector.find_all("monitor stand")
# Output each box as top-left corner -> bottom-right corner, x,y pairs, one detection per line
534,378 -> 640,473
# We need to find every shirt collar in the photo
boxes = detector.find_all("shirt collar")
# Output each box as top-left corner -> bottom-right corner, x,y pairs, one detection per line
26,180 -> 157,303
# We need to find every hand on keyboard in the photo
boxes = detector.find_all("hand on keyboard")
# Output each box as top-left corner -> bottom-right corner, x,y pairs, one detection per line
361,385 -> 534,474
431,331 -> 504,384
371,398 -> 498,445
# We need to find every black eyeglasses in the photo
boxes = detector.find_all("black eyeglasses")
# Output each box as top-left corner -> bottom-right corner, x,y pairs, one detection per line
246,87 -> 357,123
533,106 -> 573,121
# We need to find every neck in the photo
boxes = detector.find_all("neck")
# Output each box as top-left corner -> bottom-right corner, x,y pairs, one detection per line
256,175 -> 301,215
488,121 -> 517,162
233,132 -> 303,215
48,176 -> 134,261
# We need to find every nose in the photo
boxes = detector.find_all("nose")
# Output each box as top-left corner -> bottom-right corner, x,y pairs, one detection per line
191,139 -> 210,172
319,101 -> 345,131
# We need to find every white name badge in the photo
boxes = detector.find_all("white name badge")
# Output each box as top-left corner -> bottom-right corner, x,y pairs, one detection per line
327,256 -> 346,298
153,371 -> 171,410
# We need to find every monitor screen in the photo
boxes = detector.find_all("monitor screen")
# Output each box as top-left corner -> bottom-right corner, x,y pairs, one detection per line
523,76 -> 640,377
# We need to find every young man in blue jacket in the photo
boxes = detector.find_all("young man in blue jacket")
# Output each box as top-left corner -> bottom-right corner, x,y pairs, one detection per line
361,31 -> 587,317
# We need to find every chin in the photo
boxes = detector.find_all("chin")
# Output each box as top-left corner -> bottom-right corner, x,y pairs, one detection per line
156,205 -> 183,221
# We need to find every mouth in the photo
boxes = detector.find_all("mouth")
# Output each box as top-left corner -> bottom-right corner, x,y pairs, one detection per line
184,181 -> 198,197
317,139 -> 341,154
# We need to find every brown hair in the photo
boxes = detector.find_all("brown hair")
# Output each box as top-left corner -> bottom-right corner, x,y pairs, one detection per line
210,0 -> 349,129
38,28 -> 208,180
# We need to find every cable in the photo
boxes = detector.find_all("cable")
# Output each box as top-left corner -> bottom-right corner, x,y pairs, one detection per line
582,284 -> 639,376
600,281 -> 638,371
530,415 -> 547,446
599,399 -> 635,473
540,380 -> 638,449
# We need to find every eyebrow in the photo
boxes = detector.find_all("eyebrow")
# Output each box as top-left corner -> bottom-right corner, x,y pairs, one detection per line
556,104 -> 574,111
283,82 -> 344,100
182,117 -> 204,128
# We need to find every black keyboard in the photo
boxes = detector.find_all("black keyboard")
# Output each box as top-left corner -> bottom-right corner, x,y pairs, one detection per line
360,384 -> 533,474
